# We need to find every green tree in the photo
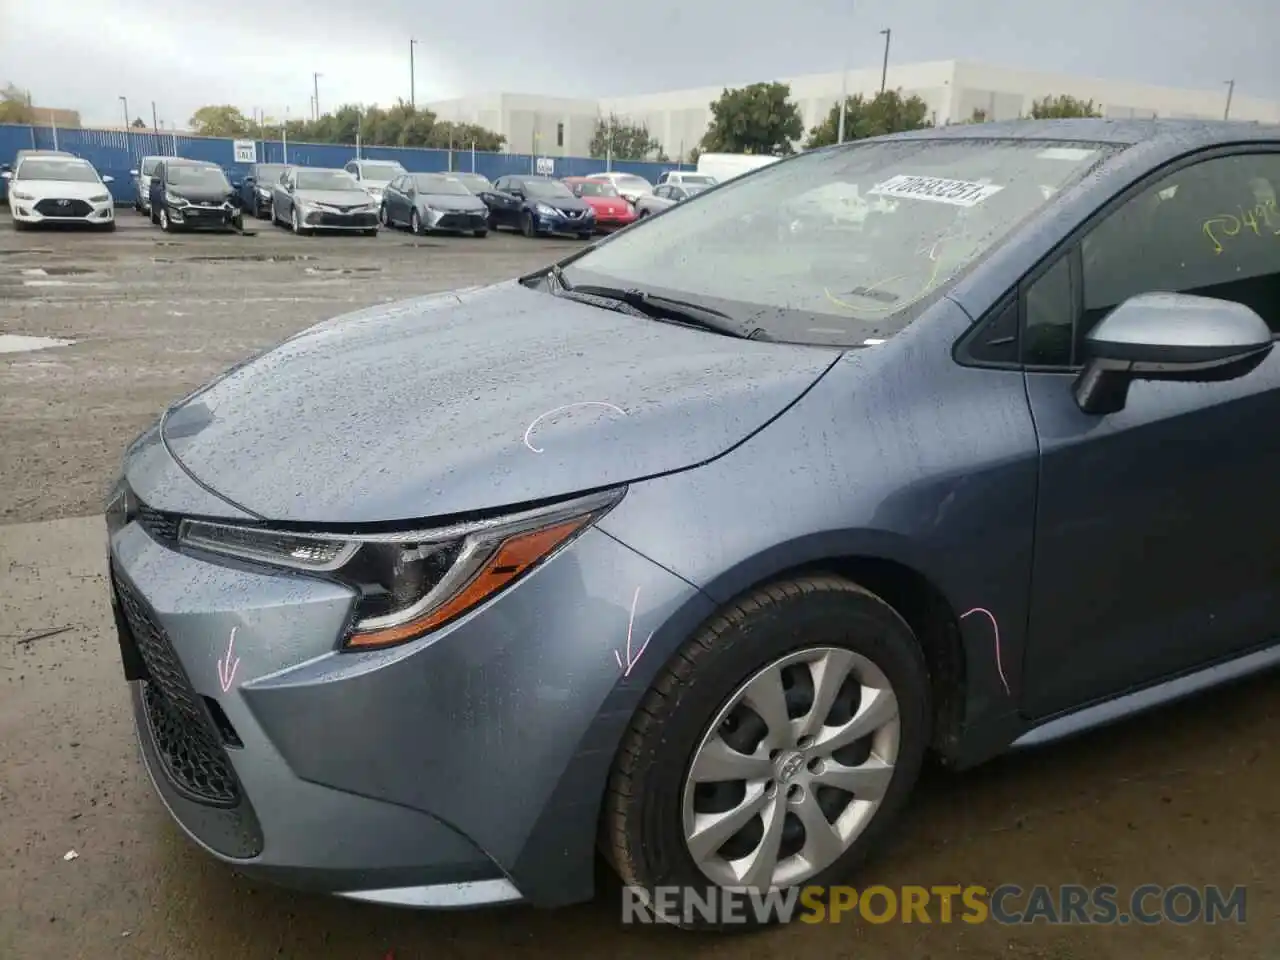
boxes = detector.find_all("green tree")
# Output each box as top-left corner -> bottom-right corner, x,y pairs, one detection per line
700,82 -> 803,156
426,121 -> 506,152
803,89 -> 931,149
189,105 -> 252,138
590,114 -> 661,160
1029,95 -> 1101,119
130,117 -> 146,128
961,107 -> 990,124
0,83 -> 34,124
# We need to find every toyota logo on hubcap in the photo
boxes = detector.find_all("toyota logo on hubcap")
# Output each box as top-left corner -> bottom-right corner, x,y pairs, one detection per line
777,751 -> 805,783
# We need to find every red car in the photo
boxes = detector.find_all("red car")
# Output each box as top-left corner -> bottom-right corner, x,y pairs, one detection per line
561,176 -> 637,232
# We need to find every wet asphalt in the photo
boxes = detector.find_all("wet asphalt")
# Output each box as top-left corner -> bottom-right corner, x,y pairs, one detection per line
0,212 -> 1276,959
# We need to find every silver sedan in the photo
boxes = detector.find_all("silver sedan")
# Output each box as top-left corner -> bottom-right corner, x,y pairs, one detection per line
633,182 -> 709,219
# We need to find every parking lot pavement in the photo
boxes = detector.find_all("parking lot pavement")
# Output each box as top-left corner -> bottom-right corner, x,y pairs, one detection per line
1,208 -> 1278,959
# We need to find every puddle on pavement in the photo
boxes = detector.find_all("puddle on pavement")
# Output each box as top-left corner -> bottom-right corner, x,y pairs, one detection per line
21,266 -> 97,276
304,265 -> 382,275
151,253 -> 318,264
0,334 -> 77,354
0,248 -> 54,256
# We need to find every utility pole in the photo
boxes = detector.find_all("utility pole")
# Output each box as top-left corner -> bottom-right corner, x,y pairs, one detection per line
151,101 -> 158,133
410,39 -> 421,108
312,73 -> 322,120
837,60 -> 849,144
1223,79 -> 1235,120
119,96 -> 129,129
879,28 -> 892,95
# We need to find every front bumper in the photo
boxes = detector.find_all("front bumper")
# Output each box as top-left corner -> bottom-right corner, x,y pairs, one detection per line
594,213 -> 636,232
532,209 -> 595,235
108,465 -> 711,907
299,206 -> 378,231
423,208 -> 489,232
11,197 -> 114,224
165,202 -> 239,230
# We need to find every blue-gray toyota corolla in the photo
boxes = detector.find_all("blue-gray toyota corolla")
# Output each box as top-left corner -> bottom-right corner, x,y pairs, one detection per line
106,119 -> 1280,930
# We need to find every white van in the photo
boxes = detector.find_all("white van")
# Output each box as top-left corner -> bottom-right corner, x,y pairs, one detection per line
655,170 -> 718,189
695,153 -> 781,184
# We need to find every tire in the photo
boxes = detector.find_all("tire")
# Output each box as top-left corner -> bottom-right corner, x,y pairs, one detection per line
602,575 -> 930,932
99,221 -> 116,232
12,219 -> 28,231
473,229 -> 488,238
521,210 -> 535,238
488,211 -> 498,231
291,207 -> 309,236
159,208 -> 175,232
379,204 -> 390,228
150,205 -> 160,226
410,209 -> 423,236
578,232 -> 592,241
638,209 -> 650,219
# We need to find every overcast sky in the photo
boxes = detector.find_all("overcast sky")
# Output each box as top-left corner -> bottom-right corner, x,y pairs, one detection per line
2,0 -> 1276,127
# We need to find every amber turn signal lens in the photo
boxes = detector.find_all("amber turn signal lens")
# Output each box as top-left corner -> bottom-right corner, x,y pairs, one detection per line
344,516 -> 590,649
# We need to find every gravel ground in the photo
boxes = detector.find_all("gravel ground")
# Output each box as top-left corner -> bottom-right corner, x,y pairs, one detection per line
0,208 -> 1276,959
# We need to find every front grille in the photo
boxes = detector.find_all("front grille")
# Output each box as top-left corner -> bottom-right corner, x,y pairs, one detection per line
317,212 -> 376,227
34,198 -> 92,217
113,567 -> 240,806
437,212 -> 486,230
136,502 -> 180,543
558,209 -> 585,219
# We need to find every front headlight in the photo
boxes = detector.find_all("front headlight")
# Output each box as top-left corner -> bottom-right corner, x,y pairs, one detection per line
164,191 -> 188,206
89,194 -> 111,203
11,190 -> 33,201
176,487 -> 624,650
535,203 -> 556,216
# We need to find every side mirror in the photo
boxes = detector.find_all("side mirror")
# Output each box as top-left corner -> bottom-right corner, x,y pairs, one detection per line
129,169 -> 139,176
1074,292 -> 1273,415
102,175 -> 114,183
231,179 -> 242,188
0,171 -> 11,181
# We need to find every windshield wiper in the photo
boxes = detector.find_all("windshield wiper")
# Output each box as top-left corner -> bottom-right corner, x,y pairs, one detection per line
562,281 -> 772,341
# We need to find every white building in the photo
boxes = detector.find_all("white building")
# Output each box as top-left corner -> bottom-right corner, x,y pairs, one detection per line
427,60 -> 1280,161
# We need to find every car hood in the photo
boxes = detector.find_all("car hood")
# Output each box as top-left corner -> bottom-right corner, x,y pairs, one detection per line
14,179 -> 109,199
581,195 -> 633,215
168,185 -> 235,203
419,193 -> 486,212
161,281 -> 837,524
532,194 -> 590,213
292,189 -> 374,206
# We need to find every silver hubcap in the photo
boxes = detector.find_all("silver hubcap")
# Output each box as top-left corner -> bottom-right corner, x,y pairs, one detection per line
682,646 -> 900,890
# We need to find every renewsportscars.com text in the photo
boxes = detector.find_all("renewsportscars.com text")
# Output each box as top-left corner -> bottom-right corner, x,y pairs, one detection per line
621,883 -> 1248,926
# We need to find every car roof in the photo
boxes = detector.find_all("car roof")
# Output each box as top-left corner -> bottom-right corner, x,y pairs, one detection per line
844,117 -> 1280,149
165,158 -> 218,167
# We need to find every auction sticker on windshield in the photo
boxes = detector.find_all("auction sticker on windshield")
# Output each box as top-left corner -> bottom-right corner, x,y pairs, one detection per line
868,174 -> 1004,207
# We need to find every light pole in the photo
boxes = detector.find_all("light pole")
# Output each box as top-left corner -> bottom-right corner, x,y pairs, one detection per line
119,96 -> 129,128
837,60 -> 848,144
1223,79 -> 1235,120
312,73 -> 322,120
151,101 -> 158,133
410,39 -> 421,108
879,28 -> 892,95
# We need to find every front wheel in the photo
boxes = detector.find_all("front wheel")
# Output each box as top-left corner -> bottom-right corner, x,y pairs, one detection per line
602,575 -> 930,931
291,207 -> 309,236
379,204 -> 390,228
410,210 -> 423,236
363,228 -> 378,237
521,210 -> 536,238
159,208 -> 175,232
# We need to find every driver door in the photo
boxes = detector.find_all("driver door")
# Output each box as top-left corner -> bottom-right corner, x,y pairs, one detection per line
1021,147 -> 1280,718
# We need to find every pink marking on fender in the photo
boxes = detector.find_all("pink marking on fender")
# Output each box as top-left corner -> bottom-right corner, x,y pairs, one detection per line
217,626 -> 241,693
960,607 -> 1010,696
616,586 -> 653,678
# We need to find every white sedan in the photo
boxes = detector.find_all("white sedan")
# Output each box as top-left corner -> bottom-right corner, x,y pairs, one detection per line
2,155 -> 116,231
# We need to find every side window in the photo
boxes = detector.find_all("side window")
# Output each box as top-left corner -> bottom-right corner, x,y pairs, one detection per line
143,158 -> 160,176
1081,152 -> 1280,343
345,163 -> 359,178
1023,255 -> 1077,367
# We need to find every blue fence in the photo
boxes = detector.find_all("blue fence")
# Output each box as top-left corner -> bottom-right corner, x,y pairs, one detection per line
0,124 -> 687,204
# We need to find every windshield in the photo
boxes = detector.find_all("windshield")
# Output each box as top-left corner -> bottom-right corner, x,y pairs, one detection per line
680,175 -> 717,186
576,181 -> 620,197
18,159 -> 100,182
167,165 -> 230,189
451,173 -> 490,191
141,158 -> 162,175
414,174 -> 471,196
615,175 -> 653,193
684,185 -> 709,197
566,139 -> 1114,346
254,164 -> 286,181
524,179 -> 574,199
360,162 -> 405,180
296,170 -> 363,191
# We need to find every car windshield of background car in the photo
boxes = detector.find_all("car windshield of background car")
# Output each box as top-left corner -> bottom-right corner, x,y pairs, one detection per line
254,164 -> 286,182
415,175 -> 471,196
615,175 -> 652,192
167,165 -> 230,189
576,181 -> 620,197
525,179 -> 574,199
566,138 -> 1115,346
681,175 -> 717,186
361,162 -> 405,180
297,170 -> 364,191
17,159 -> 100,182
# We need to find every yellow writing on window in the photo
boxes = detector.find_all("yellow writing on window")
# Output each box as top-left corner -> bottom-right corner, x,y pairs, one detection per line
1203,198 -> 1280,255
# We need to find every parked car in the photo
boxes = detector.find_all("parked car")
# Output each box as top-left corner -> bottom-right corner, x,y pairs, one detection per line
272,166 -> 379,236
480,174 -> 595,238
3,154 -> 115,230
656,171 -> 718,189
130,156 -> 165,214
148,159 -> 242,233
237,163 -> 289,219
2,149 -> 76,203
632,182 -> 710,218
443,171 -> 493,195
343,159 -> 408,206
585,171 -> 654,205
104,119 -> 1280,931
380,172 -> 489,236
696,152 -> 781,183
562,176 -> 637,232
